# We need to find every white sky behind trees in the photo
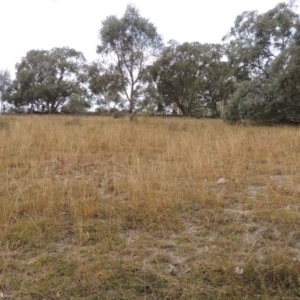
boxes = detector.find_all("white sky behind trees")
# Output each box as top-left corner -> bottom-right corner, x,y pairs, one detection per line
0,0 -> 295,77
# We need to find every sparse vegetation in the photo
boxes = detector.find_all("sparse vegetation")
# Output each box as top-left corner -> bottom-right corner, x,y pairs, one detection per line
1,115 -> 300,299
0,117 -> 9,130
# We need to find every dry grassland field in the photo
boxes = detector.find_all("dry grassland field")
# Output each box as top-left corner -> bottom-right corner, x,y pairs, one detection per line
1,115 -> 300,299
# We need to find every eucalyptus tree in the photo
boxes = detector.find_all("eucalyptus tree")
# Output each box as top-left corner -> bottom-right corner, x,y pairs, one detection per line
5,47 -> 87,113
269,42 -> 300,123
61,94 -> 91,114
97,4 -> 163,120
88,62 -> 123,111
0,70 -> 11,114
223,2 -> 299,81
194,44 -> 235,116
150,41 -> 234,116
223,3 -> 300,124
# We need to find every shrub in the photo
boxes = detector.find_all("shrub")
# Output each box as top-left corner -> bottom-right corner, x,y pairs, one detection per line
224,45 -> 300,125
224,77 -> 300,125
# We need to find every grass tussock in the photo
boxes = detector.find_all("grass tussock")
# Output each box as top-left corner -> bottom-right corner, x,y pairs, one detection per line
1,115 -> 300,299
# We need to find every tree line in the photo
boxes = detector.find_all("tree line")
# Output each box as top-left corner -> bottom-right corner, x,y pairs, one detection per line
0,1 -> 299,124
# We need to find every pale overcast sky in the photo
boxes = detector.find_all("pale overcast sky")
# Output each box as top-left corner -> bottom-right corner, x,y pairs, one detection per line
0,0 -> 293,77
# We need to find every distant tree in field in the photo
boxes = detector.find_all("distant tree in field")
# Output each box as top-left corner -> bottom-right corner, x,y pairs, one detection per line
138,79 -> 166,115
223,2 -> 300,124
0,70 -> 11,114
4,47 -> 87,113
150,41 -> 235,117
97,4 -> 163,121
0,70 -> 11,94
88,62 -> 123,111
61,94 -> 91,114
194,44 -> 236,116
223,2 -> 299,81
224,47 -> 300,125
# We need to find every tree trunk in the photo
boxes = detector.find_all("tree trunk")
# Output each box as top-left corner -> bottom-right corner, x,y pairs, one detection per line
129,98 -> 135,121
129,111 -> 135,121
177,103 -> 186,116
0,96 -> 2,115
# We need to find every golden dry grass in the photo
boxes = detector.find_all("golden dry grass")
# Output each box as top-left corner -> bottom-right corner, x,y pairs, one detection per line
0,115 -> 300,299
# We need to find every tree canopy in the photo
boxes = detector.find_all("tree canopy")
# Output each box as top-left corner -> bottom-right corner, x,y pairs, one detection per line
0,70 -> 11,113
5,47 -> 87,113
223,2 -> 299,81
0,70 -> 11,94
1,2 -> 300,124
61,93 -> 91,114
97,4 -> 163,120
224,2 -> 300,124
150,41 -> 235,117
88,62 -> 123,111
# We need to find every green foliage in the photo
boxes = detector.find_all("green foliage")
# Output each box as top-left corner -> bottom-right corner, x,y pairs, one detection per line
1,2 -> 299,125
224,79 -> 274,123
269,44 -> 300,123
61,94 -> 91,114
223,2 -> 300,124
0,70 -> 11,114
150,41 -> 201,116
0,69 -> 11,94
224,2 -> 299,81
224,44 -> 300,124
5,47 -> 87,113
97,4 -> 163,120
88,63 -> 123,111
150,42 -> 235,116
